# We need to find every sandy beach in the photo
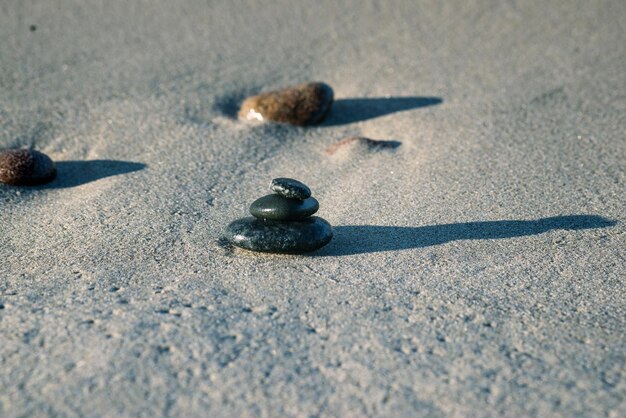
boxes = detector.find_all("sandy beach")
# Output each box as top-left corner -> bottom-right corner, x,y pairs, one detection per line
1,0 -> 625,416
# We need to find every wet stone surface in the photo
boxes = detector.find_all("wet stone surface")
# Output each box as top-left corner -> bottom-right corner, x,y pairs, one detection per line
270,177 -> 311,200
250,194 -> 319,221
238,82 -> 334,126
225,216 -> 333,254
0,149 -> 56,186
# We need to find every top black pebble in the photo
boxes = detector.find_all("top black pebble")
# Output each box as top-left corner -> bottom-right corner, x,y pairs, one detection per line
270,177 -> 311,200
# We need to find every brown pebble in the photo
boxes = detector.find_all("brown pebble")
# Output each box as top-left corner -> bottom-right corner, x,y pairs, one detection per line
239,82 -> 334,126
325,136 -> 402,155
0,149 -> 56,186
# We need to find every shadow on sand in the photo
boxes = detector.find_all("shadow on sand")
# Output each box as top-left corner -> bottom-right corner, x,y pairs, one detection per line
317,215 -> 616,256
41,160 -> 146,189
322,96 -> 442,126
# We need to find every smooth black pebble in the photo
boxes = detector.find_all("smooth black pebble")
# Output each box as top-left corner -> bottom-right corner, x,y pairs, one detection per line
226,216 -> 333,254
250,194 -> 319,221
270,177 -> 311,200
0,149 -> 56,186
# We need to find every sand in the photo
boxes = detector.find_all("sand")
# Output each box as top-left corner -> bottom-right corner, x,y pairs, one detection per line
1,0 -> 625,416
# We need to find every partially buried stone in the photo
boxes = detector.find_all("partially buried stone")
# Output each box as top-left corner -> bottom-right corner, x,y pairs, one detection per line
226,216 -> 333,254
250,194 -> 318,221
239,82 -> 334,126
325,136 -> 402,156
0,149 -> 56,186
270,177 -> 311,200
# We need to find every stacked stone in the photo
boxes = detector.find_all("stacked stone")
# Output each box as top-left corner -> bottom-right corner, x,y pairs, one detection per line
226,178 -> 333,254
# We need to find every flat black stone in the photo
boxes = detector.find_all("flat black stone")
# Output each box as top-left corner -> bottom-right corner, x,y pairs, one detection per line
226,216 -> 333,254
270,178 -> 311,200
250,194 -> 318,221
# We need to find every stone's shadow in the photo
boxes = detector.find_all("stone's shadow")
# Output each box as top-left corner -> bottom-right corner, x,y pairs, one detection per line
42,160 -> 146,188
317,215 -> 616,256
323,97 -> 443,126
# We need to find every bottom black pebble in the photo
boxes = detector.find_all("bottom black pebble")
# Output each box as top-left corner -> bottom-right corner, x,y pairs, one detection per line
226,216 -> 333,254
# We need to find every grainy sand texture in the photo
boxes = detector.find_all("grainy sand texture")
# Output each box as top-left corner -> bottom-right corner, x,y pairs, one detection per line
1,1 -> 625,417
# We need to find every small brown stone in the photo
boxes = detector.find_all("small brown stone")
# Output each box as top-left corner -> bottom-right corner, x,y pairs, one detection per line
325,136 -> 401,156
0,149 -> 56,186
239,82 -> 334,126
